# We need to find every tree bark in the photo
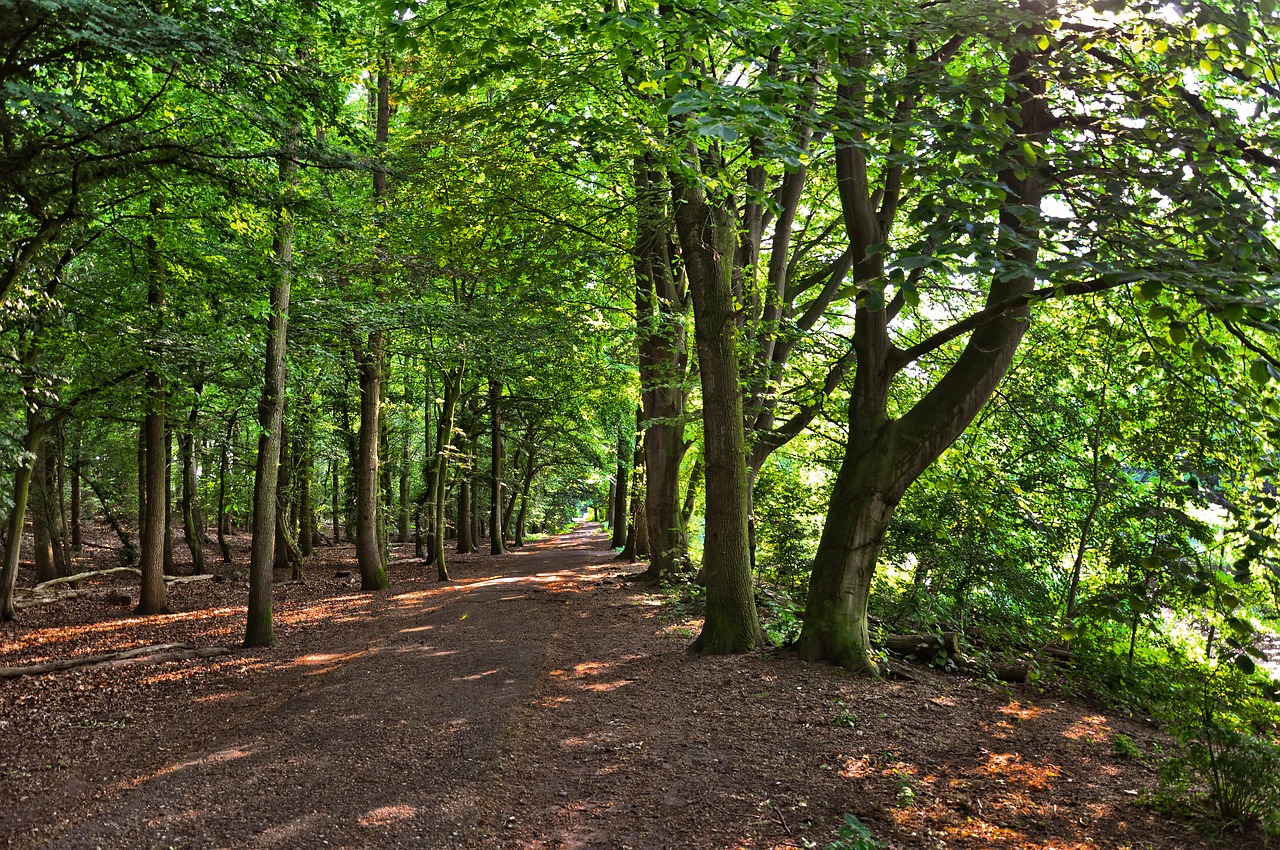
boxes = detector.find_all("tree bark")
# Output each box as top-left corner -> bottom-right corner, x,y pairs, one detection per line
137,196 -> 170,615
69,430 -> 82,550
180,386 -> 205,575
431,368 -> 463,578
32,440 -> 58,583
353,58 -> 392,591
217,412 -> 235,563
796,43 -> 1046,671
673,143 -> 762,654
488,377 -> 505,555
635,156 -> 688,581
244,134 -> 298,647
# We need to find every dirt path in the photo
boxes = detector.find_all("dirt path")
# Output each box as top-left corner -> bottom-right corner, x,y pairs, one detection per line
0,525 -> 1256,849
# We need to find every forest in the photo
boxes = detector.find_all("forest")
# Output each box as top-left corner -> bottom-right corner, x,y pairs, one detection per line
2,0 -> 1280,845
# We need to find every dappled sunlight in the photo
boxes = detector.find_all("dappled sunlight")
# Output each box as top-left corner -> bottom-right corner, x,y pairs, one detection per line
460,668 -> 501,681
0,605 -> 244,662
998,701 -> 1047,722
940,817 -> 1027,843
357,804 -> 417,827
152,746 -> 253,780
979,752 -> 1060,791
1063,715 -> 1111,743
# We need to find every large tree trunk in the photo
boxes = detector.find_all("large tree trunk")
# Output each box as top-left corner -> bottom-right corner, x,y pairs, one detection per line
244,133 -> 298,647
488,378 -> 505,555
137,376 -> 168,613
634,157 -> 688,581
673,146 -> 762,655
354,60 -> 392,591
356,334 -> 389,589
797,44 -> 1046,672
331,456 -> 342,544
137,197 -> 169,615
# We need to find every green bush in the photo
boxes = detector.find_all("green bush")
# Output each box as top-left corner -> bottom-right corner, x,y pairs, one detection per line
1161,723 -> 1280,833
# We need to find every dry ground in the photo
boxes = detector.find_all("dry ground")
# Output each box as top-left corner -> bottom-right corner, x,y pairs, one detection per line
0,523 -> 1254,849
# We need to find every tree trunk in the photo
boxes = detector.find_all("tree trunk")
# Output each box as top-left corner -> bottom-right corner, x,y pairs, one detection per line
244,133 -> 298,647
69,430 -> 82,551
673,146 -> 762,654
217,412 -> 235,563
331,456 -> 342,544
298,422 -> 314,559
353,59 -> 391,591
398,406 -> 411,544
431,368 -> 463,579
610,422 -> 630,548
181,387 -> 205,575
137,375 -> 169,613
163,428 -> 175,577
457,477 -> 474,554
32,440 -> 57,583
137,196 -> 170,614
0,418 -> 42,620
635,156 -> 688,581
273,414 -> 294,573
513,449 -> 535,547
488,377 -> 505,555
797,44 -> 1045,671
356,334 -> 389,589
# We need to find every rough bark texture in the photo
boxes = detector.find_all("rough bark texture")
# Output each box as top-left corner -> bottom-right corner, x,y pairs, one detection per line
673,148 -> 762,654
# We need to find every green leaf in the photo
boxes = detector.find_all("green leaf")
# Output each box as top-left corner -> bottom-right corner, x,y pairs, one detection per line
1234,653 -> 1257,674
1251,359 -> 1273,385
1136,280 -> 1162,301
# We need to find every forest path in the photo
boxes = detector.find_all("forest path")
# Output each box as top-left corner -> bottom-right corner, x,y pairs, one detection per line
4,525 -> 1239,849
32,526 -> 620,850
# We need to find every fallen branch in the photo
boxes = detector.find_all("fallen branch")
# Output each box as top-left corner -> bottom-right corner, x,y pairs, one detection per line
15,589 -> 96,609
0,642 -> 232,679
31,566 -> 141,593
164,574 -> 216,585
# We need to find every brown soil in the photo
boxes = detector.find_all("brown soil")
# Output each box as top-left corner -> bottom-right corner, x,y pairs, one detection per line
0,524 -> 1255,849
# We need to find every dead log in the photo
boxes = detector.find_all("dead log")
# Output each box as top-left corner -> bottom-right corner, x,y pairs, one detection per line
955,653 -> 1030,683
882,631 -> 961,663
31,566 -> 141,592
0,642 -> 231,678
0,642 -> 191,678
14,589 -> 96,609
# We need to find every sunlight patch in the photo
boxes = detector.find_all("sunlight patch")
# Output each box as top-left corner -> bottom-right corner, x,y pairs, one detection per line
358,805 -> 417,827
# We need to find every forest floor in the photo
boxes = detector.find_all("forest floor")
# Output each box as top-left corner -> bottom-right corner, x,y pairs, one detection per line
0,523 -> 1259,850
